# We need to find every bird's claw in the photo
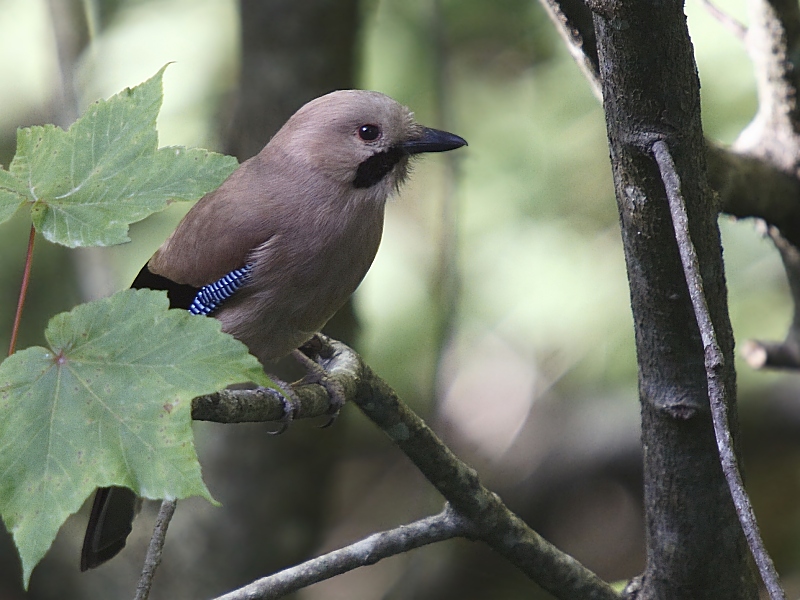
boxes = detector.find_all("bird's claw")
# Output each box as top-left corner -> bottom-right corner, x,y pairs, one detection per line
262,384 -> 298,435
318,377 -> 345,428
291,342 -> 346,427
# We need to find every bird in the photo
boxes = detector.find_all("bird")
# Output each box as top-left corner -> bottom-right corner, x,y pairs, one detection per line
80,89 -> 467,570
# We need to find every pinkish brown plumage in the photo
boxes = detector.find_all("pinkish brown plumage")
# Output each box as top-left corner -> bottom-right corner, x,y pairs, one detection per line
81,90 -> 466,571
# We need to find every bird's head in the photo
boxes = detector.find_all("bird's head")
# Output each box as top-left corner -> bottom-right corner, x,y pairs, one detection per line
272,90 -> 467,197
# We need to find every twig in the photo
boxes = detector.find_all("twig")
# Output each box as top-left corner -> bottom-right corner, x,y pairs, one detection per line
733,0 -> 800,165
332,342 -> 621,600
192,379 -> 334,424
537,0 -> 600,98
194,339 -> 620,600
741,227 -> 800,370
133,499 -> 177,600
741,338 -> 800,369
8,224 -> 36,356
211,505 -> 472,600
706,144 -> 800,250
697,0 -> 747,41
652,139 -> 786,600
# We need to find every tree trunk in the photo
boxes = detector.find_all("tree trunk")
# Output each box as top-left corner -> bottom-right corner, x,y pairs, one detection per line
592,1 -> 758,598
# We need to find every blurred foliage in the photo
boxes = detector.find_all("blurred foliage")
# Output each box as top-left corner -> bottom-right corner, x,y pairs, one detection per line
358,0 -> 789,411
0,0 -> 785,405
0,0 -> 797,597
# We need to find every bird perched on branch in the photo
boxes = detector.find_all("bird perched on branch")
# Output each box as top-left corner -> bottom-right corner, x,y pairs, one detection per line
80,89 -> 467,570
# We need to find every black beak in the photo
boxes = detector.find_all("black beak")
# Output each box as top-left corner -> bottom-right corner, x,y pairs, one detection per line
402,127 -> 468,155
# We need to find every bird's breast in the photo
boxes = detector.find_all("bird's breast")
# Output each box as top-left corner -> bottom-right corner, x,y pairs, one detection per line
214,198 -> 386,362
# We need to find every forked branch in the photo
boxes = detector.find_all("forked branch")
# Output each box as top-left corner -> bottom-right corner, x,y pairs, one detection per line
188,338 -> 621,600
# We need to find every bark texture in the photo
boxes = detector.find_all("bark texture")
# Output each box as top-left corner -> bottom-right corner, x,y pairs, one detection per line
591,1 -> 759,598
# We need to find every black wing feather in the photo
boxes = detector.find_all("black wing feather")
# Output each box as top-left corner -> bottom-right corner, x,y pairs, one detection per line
131,264 -> 200,310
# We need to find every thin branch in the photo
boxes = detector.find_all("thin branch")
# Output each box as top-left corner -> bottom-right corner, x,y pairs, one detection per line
543,0 -> 800,257
711,1 -> 800,372
536,0 -> 800,252
192,380 -> 333,424
697,0 -> 747,41
328,341 -> 621,600
537,0 -> 601,98
735,0 -> 800,167
707,143 -> 800,249
8,224 -> 36,356
193,339 -> 620,600
211,505 -> 473,600
741,226 -> 800,369
653,139 -> 786,600
741,337 -> 800,369
134,499 -> 177,600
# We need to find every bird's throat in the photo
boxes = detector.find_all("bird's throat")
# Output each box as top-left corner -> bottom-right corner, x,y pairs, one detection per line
352,147 -> 406,189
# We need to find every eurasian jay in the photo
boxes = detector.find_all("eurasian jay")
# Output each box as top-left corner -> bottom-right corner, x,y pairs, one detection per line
80,89 -> 466,570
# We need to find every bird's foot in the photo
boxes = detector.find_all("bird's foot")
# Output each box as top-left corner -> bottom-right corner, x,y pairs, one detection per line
293,336 -> 345,427
260,378 -> 299,435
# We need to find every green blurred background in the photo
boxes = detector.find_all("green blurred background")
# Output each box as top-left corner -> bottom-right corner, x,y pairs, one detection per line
1,0 -> 798,598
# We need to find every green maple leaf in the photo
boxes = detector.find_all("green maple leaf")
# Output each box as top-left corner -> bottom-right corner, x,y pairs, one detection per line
0,64 -> 237,247
0,289 -> 273,585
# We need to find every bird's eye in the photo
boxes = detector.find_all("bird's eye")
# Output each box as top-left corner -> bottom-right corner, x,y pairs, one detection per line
358,124 -> 381,142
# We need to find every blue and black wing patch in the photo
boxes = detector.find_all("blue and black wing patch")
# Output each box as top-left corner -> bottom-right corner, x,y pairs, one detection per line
188,265 -> 253,315
132,263 -> 253,315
